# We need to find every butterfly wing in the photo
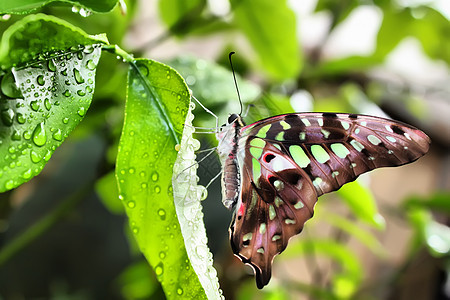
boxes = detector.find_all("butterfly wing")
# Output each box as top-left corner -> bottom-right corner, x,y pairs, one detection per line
230,113 -> 430,288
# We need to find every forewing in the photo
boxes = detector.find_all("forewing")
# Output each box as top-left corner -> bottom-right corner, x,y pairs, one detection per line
242,113 -> 430,196
230,112 -> 430,288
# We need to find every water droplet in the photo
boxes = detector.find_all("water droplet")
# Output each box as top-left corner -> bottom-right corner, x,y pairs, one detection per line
16,113 -> 26,124
62,117 -> 69,124
118,194 -> 124,201
77,90 -> 86,96
11,130 -> 21,141
37,75 -> 45,86
52,129 -> 62,141
151,172 -> 159,182
47,59 -> 56,72
32,122 -> 47,146
1,108 -> 14,126
138,64 -> 149,76
8,146 -> 15,154
158,209 -> 166,220
86,60 -> 96,70
5,180 -> 14,190
43,150 -> 52,162
159,251 -> 166,259
30,100 -> 39,111
154,186 -> 161,194
177,288 -> 183,295
44,98 -> 51,110
129,130 -> 135,136
73,68 -> 85,84
30,150 -> 41,163
128,168 -> 135,174
63,90 -> 71,97
132,227 -> 139,234
139,171 -> 146,177
155,262 -> 164,276
23,130 -> 31,140
1,72 -> 22,98
77,107 -> 86,116
23,169 -> 32,179
127,201 -> 136,208
141,183 -> 147,189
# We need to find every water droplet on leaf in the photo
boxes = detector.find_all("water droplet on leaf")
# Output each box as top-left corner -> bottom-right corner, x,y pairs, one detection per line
158,209 -> 166,220
52,129 -> 62,141
32,122 -> 47,146
86,60 -> 96,70
77,107 -> 86,116
30,100 -> 39,111
155,262 -> 164,276
37,75 -> 45,86
1,72 -> 23,98
151,172 -> 159,182
30,150 -> 41,163
73,68 -> 85,84
1,108 -> 14,126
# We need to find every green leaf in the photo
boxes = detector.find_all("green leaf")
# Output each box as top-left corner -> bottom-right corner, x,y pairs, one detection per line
408,208 -> 450,257
337,180 -> 385,229
231,0 -> 302,80
158,0 -> 206,31
167,55 -> 260,109
116,59 -> 207,299
95,171 -> 124,215
0,0 -> 118,14
0,14 -> 108,70
117,261 -> 161,299
405,192 -> 450,214
172,102 -> 222,299
0,49 -> 101,192
315,0 -> 359,27
319,212 -> 387,257
376,7 -> 450,63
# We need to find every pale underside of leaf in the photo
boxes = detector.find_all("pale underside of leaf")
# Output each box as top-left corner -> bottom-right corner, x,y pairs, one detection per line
172,102 -> 223,300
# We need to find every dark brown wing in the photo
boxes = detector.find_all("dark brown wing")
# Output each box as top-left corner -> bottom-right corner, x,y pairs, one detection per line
229,113 -> 430,288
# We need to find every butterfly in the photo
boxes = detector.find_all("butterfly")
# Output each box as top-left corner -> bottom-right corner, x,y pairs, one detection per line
216,111 -> 430,289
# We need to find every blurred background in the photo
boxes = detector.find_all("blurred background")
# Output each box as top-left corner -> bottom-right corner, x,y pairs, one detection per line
0,0 -> 449,299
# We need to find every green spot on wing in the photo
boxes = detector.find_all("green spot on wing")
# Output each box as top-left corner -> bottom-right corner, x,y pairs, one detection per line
311,145 -> 330,164
252,157 -> 262,187
331,143 -> 350,159
289,145 -> 310,168
256,124 -> 271,138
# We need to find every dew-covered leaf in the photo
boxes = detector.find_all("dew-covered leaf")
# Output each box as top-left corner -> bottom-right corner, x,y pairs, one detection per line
0,45 -> 101,192
0,14 -> 108,70
230,0 -> 302,80
172,103 -> 222,299
0,0 -> 118,14
116,59 -> 207,299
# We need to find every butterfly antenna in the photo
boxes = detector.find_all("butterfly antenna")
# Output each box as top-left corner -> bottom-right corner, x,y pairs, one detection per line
229,52 -> 243,116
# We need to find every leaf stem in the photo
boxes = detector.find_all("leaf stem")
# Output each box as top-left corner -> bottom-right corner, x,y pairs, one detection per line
0,182 -> 93,267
